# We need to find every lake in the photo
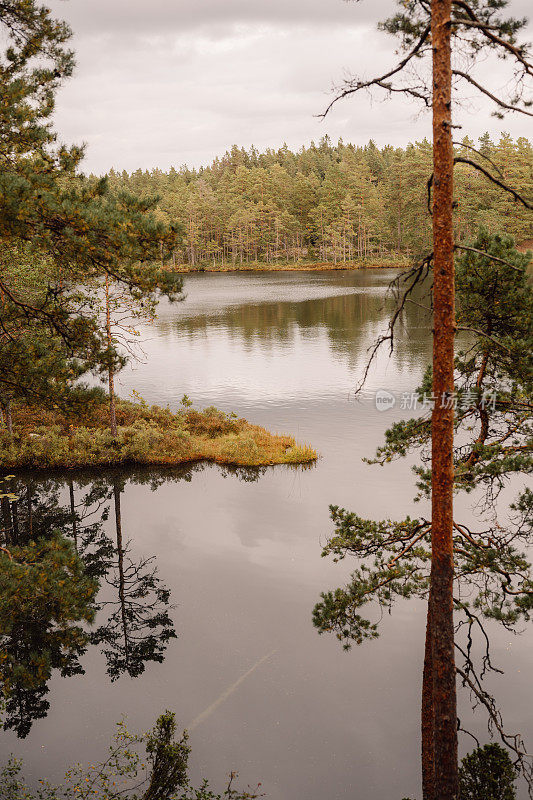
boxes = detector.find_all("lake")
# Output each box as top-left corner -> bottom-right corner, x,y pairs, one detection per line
2,269 -> 532,799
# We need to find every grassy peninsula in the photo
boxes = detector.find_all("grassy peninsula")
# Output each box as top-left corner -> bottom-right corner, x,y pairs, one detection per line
0,399 -> 317,471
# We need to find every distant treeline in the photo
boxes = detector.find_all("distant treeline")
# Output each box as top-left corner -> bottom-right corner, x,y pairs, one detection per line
107,134 -> 533,266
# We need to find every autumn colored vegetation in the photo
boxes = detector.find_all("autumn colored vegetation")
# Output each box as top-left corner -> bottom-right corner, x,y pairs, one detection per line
0,399 -> 317,470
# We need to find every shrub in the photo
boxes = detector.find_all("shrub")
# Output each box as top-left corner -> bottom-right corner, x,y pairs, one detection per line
185,407 -> 242,438
459,743 -> 517,800
220,434 -> 261,464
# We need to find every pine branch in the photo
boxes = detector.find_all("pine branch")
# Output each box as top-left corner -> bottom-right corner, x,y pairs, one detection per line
453,69 -> 533,117
454,245 -> 526,271
319,24 -> 431,118
454,157 -> 533,208
452,0 -> 533,76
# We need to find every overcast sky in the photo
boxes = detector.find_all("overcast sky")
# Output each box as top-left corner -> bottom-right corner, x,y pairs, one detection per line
48,0 -> 533,175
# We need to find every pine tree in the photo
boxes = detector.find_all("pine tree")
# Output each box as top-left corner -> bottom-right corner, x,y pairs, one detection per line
313,232 -> 533,797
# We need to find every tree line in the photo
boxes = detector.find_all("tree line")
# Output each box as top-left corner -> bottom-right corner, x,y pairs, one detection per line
106,134 -> 532,267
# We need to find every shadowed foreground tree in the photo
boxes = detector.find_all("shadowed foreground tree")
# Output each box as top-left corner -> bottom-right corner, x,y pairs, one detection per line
403,744 -> 519,800
0,711 -> 262,800
0,1 -> 183,426
460,743 -> 518,800
322,1 -> 532,796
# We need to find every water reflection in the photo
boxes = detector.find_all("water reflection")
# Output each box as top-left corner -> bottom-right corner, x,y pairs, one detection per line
0,482 -> 97,738
4,272 -> 529,800
155,271 -> 431,374
0,472 -> 181,737
90,478 -> 176,681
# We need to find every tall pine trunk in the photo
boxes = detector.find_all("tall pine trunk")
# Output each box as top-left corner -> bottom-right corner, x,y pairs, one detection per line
429,0 -> 458,797
105,274 -> 118,437
422,603 -> 435,800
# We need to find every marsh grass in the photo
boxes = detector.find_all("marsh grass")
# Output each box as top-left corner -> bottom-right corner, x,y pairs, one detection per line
171,257 -> 408,273
0,399 -> 317,470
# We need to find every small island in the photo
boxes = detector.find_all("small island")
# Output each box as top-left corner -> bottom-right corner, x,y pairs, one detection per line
0,399 -> 317,471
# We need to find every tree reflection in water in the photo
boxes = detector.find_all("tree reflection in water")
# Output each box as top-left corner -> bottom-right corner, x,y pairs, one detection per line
0,469 -> 191,738
90,478 -> 176,680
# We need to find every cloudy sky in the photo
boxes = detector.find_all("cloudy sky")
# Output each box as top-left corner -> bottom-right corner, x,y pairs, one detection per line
48,0 -> 532,174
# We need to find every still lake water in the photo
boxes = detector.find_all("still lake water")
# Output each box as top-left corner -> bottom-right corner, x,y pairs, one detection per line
2,270 -> 532,799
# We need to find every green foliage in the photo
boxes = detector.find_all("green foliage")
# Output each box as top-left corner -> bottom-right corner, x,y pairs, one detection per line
0,712 -> 262,800
314,231 -> 533,647
459,744 -> 518,800
313,511 -> 430,647
0,1 -> 183,414
107,135 -> 532,269
0,532 -> 98,737
144,713 -> 189,800
371,231 -> 533,499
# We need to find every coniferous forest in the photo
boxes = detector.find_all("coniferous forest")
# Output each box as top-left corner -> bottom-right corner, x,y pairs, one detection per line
108,134 -> 533,267
1,0 -> 533,799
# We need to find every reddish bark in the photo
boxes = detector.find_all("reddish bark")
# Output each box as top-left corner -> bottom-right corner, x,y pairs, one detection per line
429,0 -> 459,797
422,602 -> 435,800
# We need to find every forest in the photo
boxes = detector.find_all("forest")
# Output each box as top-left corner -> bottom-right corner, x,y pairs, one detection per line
1,0 -> 533,799
107,134 -> 533,267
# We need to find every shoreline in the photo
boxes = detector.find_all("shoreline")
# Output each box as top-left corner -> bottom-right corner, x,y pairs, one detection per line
171,260 -> 408,274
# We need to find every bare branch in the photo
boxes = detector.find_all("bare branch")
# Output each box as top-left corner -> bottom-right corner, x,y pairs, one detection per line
452,140 -> 505,178
354,253 -> 433,393
454,157 -> 533,208
319,24 -> 431,118
453,70 -> 533,118
456,665 -> 533,795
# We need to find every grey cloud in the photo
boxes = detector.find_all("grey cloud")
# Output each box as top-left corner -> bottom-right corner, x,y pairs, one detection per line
46,0 -> 532,174
50,0 -> 395,37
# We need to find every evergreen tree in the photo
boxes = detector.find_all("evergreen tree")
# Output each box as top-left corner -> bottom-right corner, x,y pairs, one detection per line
313,232 -> 533,795
460,744 -> 518,800
0,0 -> 183,420
107,136 -> 531,269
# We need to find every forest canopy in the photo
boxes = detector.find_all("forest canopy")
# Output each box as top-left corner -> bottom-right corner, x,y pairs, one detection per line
107,134 -> 533,267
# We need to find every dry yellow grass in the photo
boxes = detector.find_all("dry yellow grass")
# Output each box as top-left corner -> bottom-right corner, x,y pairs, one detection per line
0,400 -> 317,470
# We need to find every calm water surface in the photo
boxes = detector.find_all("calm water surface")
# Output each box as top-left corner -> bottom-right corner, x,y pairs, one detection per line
2,270 -> 532,799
